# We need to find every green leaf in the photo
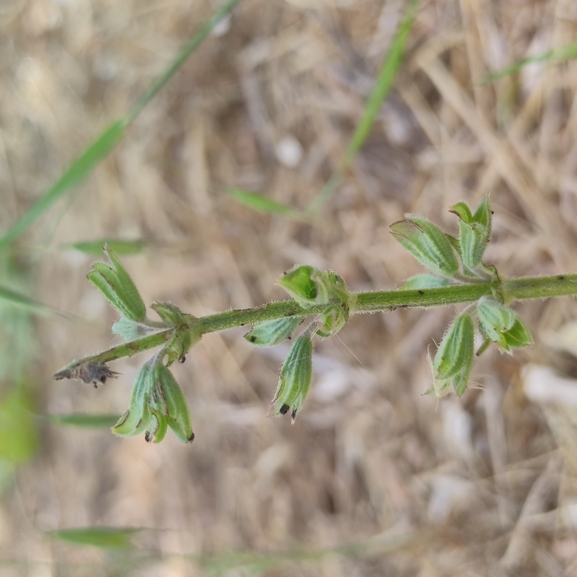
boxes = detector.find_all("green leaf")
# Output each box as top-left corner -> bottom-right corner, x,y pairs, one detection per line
450,197 -> 492,269
449,202 -> 473,223
390,216 -> 459,277
61,239 -> 146,256
226,189 -> 300,218
0,120 -> 126,250
476,299 -> 532,352
434,313 -> 475,380
472,196 -> 492,231
87,246 -> 147,322
270,330 -> 314,421
112,317 -> 160,342
153,365 -> 194,443
244,317 -> 304,347
398,274 -> 454,290
49,414 -> 120,428
47,527 -> 138,549
277,265 -> 323,306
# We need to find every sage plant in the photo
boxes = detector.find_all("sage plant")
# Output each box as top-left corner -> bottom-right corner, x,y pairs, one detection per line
54,198 -> 577,443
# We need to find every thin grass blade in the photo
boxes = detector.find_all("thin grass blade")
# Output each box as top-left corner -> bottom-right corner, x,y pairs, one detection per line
0,120 -> 126,250
308,0 -> 420,212
0,285 -> 68,318
226,188 -> 301,217
481,41 -> 577,84
61,239 -> 146,256
47,527 -> 139,549
48,414 -> 121,428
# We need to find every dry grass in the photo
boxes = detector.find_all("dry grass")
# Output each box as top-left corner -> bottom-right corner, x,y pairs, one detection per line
2,0 -> 577,575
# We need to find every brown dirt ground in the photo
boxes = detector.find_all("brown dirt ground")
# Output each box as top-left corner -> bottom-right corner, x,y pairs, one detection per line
2,0 -> 577,575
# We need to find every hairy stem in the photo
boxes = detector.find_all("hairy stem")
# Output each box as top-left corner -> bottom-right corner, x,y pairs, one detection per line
55,274 -> 577,375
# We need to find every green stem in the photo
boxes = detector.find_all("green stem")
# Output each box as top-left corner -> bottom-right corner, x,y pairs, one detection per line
54,274 -> 577,376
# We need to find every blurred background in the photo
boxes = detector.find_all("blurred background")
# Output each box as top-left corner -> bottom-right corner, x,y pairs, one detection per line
2,0 -> 577,574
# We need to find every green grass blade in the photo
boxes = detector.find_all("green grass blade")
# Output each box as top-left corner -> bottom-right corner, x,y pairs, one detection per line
308,0 -> 419,213
0,284 -> 69,318
48,414 -> 121,428
481,41 -> 577,84
0,1 -> 243,250
47,527 -> 139,550
0,120 -> 126,250
61,239 -> 146,256
226,188 -> 300,217
126,0 -> 242,124
0,387 -> 38,464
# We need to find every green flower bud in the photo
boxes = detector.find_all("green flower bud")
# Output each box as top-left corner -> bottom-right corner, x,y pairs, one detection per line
429,313 -> 475,397
390,216 -> 459,277
150,302 -> 186,327
476,299 -> 533,353
244,317 -> 303,347
112,356 -> 194,444
277,265 -> 329,307
270,329 -> 314,422
87,246 -> 146,322
152,364 -> 194,443
449,197 -> 492,269
112,360 -> 156,438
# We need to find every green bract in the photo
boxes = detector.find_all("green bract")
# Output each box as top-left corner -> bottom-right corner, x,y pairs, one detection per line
244,317 -> 303,347
430,313 -> 474,397
450,197 -> 492,269
398,274 -> 454,290
476,299 -> 533,353
390,216 -> 459,277
112,356 -> 194,443
87,246 -> 147,322
270,330 -> 314,421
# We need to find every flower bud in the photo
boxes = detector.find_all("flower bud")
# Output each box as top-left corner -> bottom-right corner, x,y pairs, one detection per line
476,299 -> 532,353
87,246 -> 146,322
269,329 -> 314,422
428,313 -> 474,397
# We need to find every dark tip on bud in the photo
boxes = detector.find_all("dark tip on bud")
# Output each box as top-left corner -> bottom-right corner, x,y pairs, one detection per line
178,355 -> 186,363
249,336 -> 257,343
280,404 -> 290,415
187,432 -> 195,443
291,409 -> 297,420
145,431 -> 152,443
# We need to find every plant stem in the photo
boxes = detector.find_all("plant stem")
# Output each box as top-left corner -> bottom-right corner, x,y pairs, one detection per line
54,273 -> 577,376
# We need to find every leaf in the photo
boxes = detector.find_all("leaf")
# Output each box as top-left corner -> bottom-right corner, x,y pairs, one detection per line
434,314 -> 475,379
48,414 -> 121,428
61,239 -> 146,256
390,216 -> 459,277
277,265 -> 322,306
270,330 -> 314,421
47,527 -> 139,549
398,274 -> 454,290
244,317 -> 304,347
226,189 -> 300,217
0,120 -> 126,250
